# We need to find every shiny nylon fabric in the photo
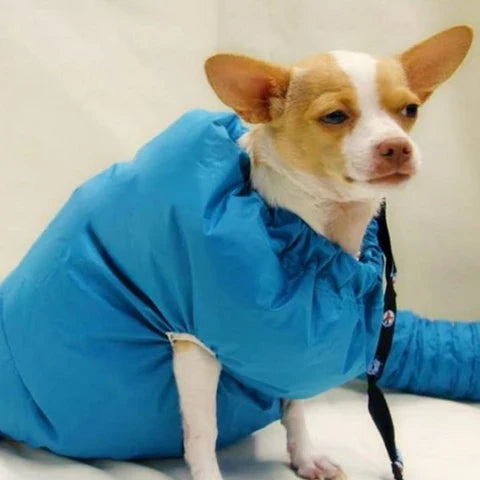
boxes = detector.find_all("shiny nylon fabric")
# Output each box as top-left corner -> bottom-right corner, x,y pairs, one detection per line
0,110 -> 385,459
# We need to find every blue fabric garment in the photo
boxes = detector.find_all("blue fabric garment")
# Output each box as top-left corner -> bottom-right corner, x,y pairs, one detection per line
0,110 -> 386,460
379,311 -> 480,401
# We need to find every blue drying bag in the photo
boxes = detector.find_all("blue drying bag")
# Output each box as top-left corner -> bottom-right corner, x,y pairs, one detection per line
1,110 -> 391,459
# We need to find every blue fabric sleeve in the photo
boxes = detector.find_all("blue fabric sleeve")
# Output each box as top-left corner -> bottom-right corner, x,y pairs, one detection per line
379,311 -> 480,401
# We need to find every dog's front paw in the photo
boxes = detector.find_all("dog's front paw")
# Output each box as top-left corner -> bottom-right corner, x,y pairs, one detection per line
288,445 -> 346,480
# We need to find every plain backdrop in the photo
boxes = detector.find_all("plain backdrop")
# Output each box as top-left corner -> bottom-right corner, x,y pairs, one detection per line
1,3 -> 480,480
1,0 -> 479,319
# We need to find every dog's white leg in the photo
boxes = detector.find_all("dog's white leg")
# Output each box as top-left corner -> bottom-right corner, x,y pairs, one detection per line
282,400 -> 347,480
173,340 -> 223,480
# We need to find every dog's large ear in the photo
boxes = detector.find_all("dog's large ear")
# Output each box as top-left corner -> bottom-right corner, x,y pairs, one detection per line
399,25 -> 473,102
205,54 -> 291,123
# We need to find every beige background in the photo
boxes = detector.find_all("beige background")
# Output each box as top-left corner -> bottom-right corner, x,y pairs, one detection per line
1,0 -> 479,319
1,4 -> 480,480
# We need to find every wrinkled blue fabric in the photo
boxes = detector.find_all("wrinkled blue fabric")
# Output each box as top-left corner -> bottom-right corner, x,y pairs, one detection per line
380,311 -> 480,401
0,110 -> 386,459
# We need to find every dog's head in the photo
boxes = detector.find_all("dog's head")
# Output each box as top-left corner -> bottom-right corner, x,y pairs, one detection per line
205,26 -> 473,200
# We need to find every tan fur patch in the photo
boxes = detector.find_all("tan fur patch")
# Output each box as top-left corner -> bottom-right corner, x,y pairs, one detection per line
269,53 -> 358,181
376,57 -> 420,131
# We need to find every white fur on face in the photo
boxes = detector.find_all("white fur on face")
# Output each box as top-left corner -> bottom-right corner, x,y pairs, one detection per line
331,50 -> 421,183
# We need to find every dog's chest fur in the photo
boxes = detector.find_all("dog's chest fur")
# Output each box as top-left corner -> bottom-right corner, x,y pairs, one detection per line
240,129 -> 381,255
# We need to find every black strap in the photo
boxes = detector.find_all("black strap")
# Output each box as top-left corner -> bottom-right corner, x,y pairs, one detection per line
367,201 -> 404,480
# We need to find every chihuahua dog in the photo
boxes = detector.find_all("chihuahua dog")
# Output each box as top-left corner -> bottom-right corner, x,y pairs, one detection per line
172,26 -> 472,480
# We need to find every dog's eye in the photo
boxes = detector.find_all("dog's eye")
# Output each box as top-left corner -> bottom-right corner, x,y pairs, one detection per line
401,103 -> 419,119
320,110 -> 349,125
